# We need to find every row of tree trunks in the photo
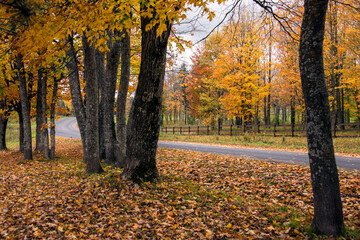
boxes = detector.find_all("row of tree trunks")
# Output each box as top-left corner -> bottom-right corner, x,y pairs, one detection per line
65,30 -> 129,172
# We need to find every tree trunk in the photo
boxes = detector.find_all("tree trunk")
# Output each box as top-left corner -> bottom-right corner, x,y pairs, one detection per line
0,99 -> 9,150
0,115 -> 8,150
35,69 -> 45,152
103,30 -> 121,165
122,13 -> 172,183
35,70 -> 50,159
65,34 -> 87,153
49,77 -> 59,160
16,55 -> 32,160
116,29 -> 131,168
299,0 -> 344,236
42,72 -> 50,159
16,107 -> 24,152
173,106 -> 177,124
82,35 -> 103,174
96,50 -> 106,160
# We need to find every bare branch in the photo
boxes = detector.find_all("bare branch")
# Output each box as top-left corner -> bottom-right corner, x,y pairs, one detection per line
193,0 -> 243,45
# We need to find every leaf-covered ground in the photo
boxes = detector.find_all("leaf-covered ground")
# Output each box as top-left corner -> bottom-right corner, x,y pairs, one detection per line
0,137 -> 359,239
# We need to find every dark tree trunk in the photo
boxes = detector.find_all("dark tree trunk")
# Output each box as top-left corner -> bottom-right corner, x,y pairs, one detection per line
42,72 -> 50,159
217,117 -> 222,135
274,104 -> 280,125
35,70 -> 49,158
82,35 -> 103,174
299,0 -> 344,236
103,30 -> 121,165
96,50 -> 106,160
235,116 -> 242,126
0,99 -> 9,150
16,55 -> 32,160
116,29 -> 131,168
49,77 -> 59,160
35,69 -> 45,152
122,14 -> 172,183
0,115 -> 8,150
65,35 -> 86,152
291,98 -> 295,126
16,107 -> 24,152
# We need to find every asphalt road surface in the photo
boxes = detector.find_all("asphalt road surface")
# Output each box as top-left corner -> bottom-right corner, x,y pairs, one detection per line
56,117 -> 360,171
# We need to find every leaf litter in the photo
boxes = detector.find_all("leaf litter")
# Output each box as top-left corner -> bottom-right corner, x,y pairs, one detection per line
0,137 -> 359,239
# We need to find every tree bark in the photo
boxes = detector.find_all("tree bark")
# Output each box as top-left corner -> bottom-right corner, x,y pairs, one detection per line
122,14 -> 172,183
16,55 -> 32,160
299,0 -> 344,236
16,106 -> 24,152
96,50 -> 106,160
0,100 -> 9,150
0,114 -> 8,150
35,70 -> 50,158
49,76 -> 59,160
65,34 -> 86,153
82,35 -> 103,174
35,69 -> 45,152
116,29 -> 131,168
103,30 -> 121,165
42,72 -> 50,159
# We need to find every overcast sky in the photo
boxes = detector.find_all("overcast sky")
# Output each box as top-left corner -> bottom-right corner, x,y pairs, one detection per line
173,0 -> 255,68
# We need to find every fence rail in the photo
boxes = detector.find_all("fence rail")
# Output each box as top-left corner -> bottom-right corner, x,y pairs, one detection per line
160,122 -> 360,138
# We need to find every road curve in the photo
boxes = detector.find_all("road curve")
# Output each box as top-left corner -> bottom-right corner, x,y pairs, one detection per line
55,117 -> 360,171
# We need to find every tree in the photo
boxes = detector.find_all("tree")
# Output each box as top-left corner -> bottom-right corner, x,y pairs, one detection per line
82,34 -> 104,174
116,28 -> 131,167
16,55 -> 33,160
299,0 -> 344,236
122,4 -> 172,182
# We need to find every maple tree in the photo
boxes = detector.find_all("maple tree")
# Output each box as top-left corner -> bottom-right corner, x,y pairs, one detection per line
213,14 -> 266,125
185,10 -> 268,126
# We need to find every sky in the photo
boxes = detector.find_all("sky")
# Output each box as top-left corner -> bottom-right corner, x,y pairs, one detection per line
173,0 -> 257,68
173,1 -> 238,67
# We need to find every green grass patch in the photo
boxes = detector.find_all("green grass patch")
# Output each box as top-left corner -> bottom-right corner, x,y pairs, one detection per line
159,132 -> 360,155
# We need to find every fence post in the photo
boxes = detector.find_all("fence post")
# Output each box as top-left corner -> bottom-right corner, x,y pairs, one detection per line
291,123 -> 294,137
207,126 -> 210,135
243,124 -> 246,133
197,126 -> 200,135
173,127 -> 175,135
180,126 -> 182,135
274,124 -> 276,137
188,126 -> 191,135
230,125 -> 233,136
257,123 -> 260,133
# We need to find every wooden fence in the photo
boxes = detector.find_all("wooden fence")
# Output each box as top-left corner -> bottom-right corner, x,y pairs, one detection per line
160,122 -> 360,138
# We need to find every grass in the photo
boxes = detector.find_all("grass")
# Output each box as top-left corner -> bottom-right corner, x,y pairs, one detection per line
159,132 -> 360,155
0,137 -> 359,239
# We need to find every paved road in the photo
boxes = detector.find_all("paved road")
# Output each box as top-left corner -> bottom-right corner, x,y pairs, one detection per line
56,117 -> 360,170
